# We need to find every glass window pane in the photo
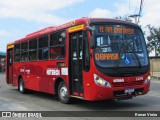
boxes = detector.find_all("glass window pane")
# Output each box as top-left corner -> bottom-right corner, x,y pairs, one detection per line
39,35 -> 48,48
14,53 -> 21,62
57,32 -> 65,45
21,41 -> 28,52
50,46 -> 65,59
21,52 -> 28,61
50,31 -> 65,46
14,43 -> 20,53
29,39 -> 37,50
38,48 -> 48,60
29,50 -> 37,61
50,33 -> 57,46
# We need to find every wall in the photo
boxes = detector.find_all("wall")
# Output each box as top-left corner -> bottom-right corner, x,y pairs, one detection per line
150,57 -> 160,77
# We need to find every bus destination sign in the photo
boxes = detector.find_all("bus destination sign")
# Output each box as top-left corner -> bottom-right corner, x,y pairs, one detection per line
99,25 -> 134,35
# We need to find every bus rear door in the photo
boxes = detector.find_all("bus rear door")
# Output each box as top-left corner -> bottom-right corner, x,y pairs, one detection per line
6,47 -> 14,84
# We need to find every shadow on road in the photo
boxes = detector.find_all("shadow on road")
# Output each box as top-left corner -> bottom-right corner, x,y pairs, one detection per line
1,73 -> 149,111
10,88 -> 147,111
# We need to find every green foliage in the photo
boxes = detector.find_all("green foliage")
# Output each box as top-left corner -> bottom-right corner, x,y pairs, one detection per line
146,25 -> 160,56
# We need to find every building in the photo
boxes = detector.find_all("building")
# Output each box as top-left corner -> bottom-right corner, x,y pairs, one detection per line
150,57 -> 160,79
0,52 -> 6,72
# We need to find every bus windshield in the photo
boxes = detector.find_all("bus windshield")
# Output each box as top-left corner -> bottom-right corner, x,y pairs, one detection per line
94,24 -> 148,68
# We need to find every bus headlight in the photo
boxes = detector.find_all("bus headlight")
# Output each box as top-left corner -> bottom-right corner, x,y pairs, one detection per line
144,76 -> 151,83
94,74 -> 111,87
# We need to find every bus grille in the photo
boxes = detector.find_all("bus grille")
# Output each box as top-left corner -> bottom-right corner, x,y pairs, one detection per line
112,80 -> 144,87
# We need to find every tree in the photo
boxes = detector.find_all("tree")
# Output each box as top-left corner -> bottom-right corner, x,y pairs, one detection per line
146,25 -> 160,56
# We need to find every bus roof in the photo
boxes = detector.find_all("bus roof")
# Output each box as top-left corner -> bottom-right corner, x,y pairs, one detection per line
11,17 -> 138,44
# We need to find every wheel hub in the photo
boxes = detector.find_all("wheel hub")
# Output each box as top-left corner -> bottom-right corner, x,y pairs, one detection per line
60,86 -> 68,100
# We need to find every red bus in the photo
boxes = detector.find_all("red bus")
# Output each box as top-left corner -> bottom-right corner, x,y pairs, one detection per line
6,18 -> 150,103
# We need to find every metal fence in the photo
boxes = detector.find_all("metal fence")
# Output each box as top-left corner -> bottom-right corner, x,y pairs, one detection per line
150,57 -> 160,78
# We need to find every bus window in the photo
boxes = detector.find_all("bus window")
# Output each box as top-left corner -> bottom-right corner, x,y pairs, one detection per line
21,41 -> 28,62
39,48 -> 49,60
21,52 -> 28,62
14,43 -> 20,53
39,35 -> 48,48
29,38 -> 37,61
14,43 -> 21,62
50,46 -> 65,59
21,41 -> 28,52
50,31 -> 65,59
50,33 -> 57,46
38,35 -> 49,60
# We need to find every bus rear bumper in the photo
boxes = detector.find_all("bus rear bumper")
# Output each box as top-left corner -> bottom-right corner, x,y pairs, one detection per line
86,82 -> 150,101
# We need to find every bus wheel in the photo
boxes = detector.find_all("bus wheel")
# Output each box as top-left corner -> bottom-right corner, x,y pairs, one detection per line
58,81 -> 71,104
18,78 -> 26,94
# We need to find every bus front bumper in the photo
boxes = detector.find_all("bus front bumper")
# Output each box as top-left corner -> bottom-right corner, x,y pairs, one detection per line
87,81 -> 150,101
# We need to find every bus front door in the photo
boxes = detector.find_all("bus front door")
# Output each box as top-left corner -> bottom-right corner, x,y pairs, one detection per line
7,48 -> 13,84
69,31 -> 84,97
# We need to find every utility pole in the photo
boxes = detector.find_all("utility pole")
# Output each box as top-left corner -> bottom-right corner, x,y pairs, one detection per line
129,0 -> 143,24
129,14 -> 140,24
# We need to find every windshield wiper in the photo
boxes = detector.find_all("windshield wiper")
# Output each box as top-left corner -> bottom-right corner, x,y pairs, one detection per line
130,38 -> 142,69
132,51 -> 142,69
114,39 -> 126,70
114,50 -> 123,70
114,52 -> 142,70
114,35 -> 142,69
114,58 -> 121,71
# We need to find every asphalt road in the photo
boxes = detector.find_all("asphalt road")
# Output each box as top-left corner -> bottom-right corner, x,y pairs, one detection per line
0,73 -> 160,120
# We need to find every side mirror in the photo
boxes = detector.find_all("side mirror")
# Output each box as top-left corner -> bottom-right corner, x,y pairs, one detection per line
86,26 -> 95,49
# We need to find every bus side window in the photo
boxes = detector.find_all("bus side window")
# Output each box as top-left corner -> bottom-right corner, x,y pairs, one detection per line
29,38 -> 37,61
38,35 -> 49,60
14,43 -> 21,62
50,31 -> 65,60
21,41 -> 28,62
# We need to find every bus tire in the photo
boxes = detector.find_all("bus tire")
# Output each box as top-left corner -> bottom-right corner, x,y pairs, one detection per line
58,81 -> 71,104
18,78 -> 26,94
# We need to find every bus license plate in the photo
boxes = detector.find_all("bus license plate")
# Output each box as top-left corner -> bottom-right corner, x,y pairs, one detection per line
125,88 -> 135,93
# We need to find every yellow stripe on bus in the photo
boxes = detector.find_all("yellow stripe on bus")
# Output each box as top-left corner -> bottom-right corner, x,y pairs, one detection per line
68,24 -> 84,33
7,44 -> 14,49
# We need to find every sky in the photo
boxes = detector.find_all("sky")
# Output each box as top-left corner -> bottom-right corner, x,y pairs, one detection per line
0,0 -> 160,55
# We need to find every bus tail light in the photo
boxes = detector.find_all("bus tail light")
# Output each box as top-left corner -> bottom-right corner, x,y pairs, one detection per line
94,74 -> 111,87
144,76 -> 151,83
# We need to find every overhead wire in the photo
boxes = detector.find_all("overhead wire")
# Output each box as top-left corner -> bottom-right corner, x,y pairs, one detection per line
128,0 -> 145,24
138,0 -> 145,23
